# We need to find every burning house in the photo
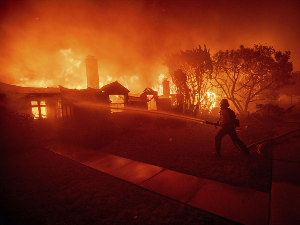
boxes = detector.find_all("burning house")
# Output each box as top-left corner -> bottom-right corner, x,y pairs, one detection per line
0,54 -> 178,121
140,88 -> 158,110
97,81 -> 130,112
0,55 -> 131,120
0,81 -> 133,122
0,82 -> 61,121
128,82 -> 174,112
156,79 -> 172,111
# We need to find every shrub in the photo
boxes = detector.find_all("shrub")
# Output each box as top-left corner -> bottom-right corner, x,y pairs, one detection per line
255,104 -> 284,118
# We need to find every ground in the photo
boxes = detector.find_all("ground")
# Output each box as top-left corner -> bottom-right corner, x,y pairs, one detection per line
0,110 -> 299,224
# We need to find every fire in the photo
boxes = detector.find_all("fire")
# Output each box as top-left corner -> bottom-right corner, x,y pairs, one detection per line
130,75 -> 139,83
15,48 -> 86,89
202,92 -> 217,112
19,78 -> 54,88
152,74 -> 165,96
151,73 -> 218,114
110,95 -> 125,113
31,100 -> 47,119
58,48 -> 85,89
60,49 -> 82,74
152,73 -> 176,96
99,75 -> 112,89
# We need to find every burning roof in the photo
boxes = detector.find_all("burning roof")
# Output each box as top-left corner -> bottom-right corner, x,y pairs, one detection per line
142,87 -> 158,96
98,81 -> 130,95
0,82 -> 60,95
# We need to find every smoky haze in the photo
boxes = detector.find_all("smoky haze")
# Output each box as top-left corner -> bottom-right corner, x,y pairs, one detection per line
1,0 -> 299,93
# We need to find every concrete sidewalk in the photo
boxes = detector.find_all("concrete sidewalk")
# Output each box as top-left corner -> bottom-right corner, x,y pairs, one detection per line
269,130 -> 300,225
41,130 -> 300,225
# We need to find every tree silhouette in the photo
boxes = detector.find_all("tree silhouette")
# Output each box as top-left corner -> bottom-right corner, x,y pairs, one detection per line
212,44 -> 293,115
280,71 -> 300,104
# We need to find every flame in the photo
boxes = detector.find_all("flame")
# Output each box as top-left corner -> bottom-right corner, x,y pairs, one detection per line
1,0 -> 298,96
31,100 -> 47,119
10,43 -> 168,93
202,91 -> 217,112
15,48 -> 86,89
152,74 -> 165,95
59,49 -> 82,73
130,75 -> 139,83
158,73 -> 166,84
19,78 -> 54,88
152,73 -> 176,96
110,95 -> 125,113
58,48 -> 85,89
151,73 -> 218,113
169,80 -> 176,95
7,36 -> 166,92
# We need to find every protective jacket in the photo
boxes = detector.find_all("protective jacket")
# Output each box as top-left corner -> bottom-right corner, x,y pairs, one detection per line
218,108 -> 238,127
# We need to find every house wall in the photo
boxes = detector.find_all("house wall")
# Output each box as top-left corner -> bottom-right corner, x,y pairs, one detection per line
27,96 -> 61,120
156,98 -> 172,111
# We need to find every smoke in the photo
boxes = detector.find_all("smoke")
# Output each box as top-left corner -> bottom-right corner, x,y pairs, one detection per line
0,0 -> 299,93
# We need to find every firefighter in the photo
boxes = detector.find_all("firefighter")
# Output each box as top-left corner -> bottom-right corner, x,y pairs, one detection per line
207,99 -> 250,158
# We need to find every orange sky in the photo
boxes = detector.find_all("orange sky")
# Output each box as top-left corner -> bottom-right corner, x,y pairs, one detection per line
0,0 -> 299,93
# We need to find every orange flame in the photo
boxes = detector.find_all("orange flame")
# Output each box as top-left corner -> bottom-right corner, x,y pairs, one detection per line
152,74 -> 176,96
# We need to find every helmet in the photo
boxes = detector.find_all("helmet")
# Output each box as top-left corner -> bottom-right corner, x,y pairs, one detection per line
220,99 -> 229,108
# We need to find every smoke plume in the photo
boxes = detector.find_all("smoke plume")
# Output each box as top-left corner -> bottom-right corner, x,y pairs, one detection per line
1,0 -> 299,93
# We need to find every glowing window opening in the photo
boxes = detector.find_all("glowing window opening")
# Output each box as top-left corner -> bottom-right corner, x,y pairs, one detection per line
57,99 -> 62,118
147,95 -> 157,110
31,100 -> 47,119
109,95 -> 125,113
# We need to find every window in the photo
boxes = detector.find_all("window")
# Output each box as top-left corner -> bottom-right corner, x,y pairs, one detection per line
147,95 -> 157,110
109,95 -> 125,113
31,100 -> 47,119
57,98 -> 62,118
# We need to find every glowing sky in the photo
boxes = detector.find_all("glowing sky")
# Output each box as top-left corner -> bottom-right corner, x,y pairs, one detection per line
0,0 -> 299,93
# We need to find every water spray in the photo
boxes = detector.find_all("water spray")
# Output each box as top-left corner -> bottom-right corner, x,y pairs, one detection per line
69,97 -> 208,124
67,96 -> 300,151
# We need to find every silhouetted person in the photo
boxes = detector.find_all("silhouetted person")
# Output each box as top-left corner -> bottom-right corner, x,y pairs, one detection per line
206,99 -> 250,158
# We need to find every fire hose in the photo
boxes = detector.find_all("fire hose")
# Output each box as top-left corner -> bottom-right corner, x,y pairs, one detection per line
246,127 -> 300,149
79,102 -> 300,151
192,115 -> 300,151
117,106 -> 300,149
